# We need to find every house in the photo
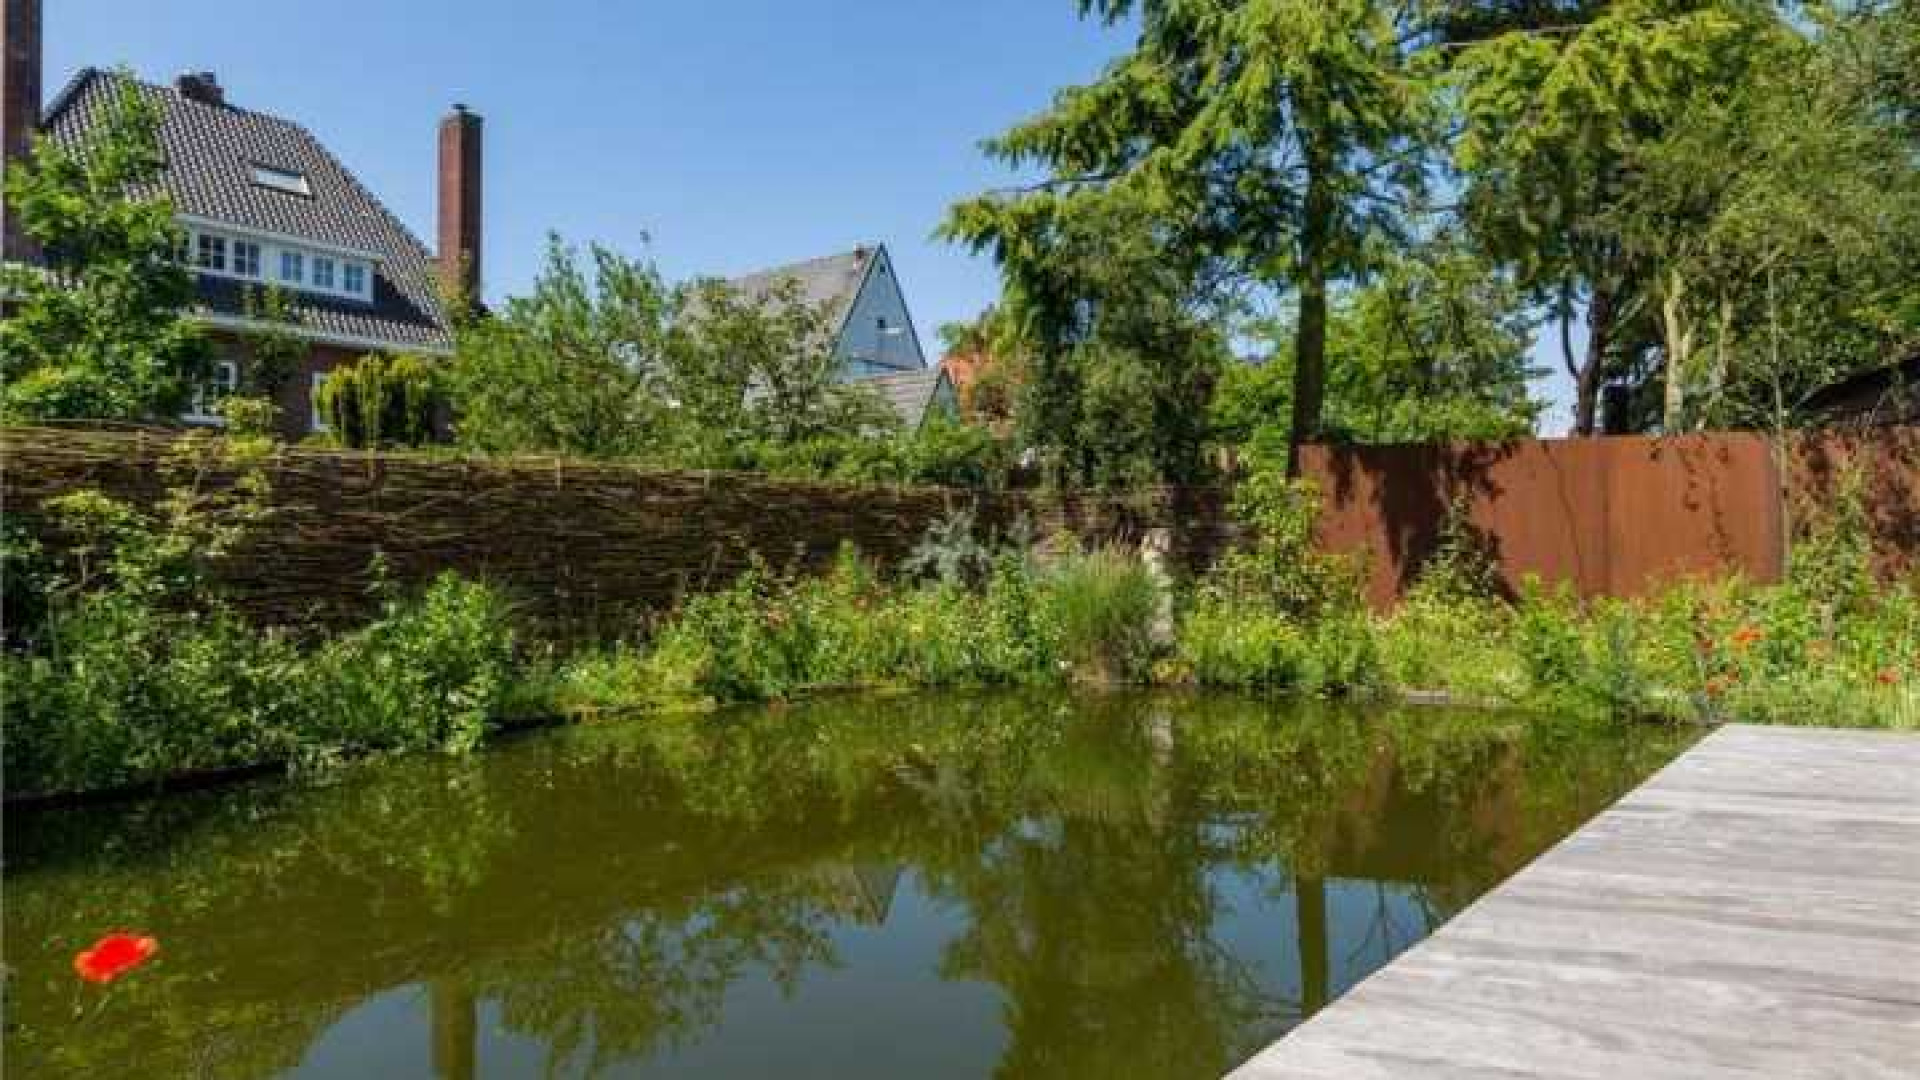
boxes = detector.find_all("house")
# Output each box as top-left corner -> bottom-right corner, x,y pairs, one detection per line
1,0 -> 478,441
718,244 -> 957,428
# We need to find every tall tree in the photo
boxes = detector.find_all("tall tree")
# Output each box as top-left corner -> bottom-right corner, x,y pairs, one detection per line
1213,237 -> 1542,462
947,0 -> 1432,472
1448,0 -> 1774,434
0,76 -> 207,421
1613,0 -> 1920,431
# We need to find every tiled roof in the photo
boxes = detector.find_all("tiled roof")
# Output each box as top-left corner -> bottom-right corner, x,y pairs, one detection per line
856,368 -> 956,429
40,68 -> 451,351
721,247 -> 876,339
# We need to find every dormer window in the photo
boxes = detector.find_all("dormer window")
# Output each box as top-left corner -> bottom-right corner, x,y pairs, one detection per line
250,164 -> 312,197
312,256 -> 335,290
342,263 -> 367,297
280,250 -> 304,283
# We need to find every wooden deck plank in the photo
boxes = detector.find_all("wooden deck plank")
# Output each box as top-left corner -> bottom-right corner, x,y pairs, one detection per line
1228,724 -> 1920,1080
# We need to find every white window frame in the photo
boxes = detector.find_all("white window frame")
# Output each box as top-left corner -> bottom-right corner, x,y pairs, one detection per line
176,220 -> 378,304
311,255 -> 336,291
232,239 -> 262,278
196,232 -> 227,272
341,262 -> 366,296
250,164 -> 312,197
184,359 -> 239,425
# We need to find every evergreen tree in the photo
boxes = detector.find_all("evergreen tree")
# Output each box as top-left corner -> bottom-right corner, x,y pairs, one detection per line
947,0 -> 1433,472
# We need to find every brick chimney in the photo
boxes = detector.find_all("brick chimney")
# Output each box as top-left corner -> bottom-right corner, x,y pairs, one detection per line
2,0 -> 43,263
174,70 -> 224,107
436,103 -> 482,308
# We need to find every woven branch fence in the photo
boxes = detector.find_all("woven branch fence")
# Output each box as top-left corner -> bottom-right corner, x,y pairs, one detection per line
0,426 -> 1234,629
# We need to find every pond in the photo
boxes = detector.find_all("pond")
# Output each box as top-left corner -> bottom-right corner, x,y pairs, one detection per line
2,692 -> 1694,1079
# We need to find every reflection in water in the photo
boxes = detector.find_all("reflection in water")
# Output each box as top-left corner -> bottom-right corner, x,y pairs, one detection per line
2,692 -> 1693,1079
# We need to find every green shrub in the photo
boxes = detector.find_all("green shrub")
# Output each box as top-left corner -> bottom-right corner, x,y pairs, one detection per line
1178,598 -> 1307,688
309,574 -> 520,755
2,595 -> 309,795
315,352 -> 438,449
1043,546 -> 1162,683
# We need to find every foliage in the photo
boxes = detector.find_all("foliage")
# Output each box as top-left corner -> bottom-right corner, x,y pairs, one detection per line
236,285 -> 305,400
0,73 -> 208,421
1215,241 -> 1543,462
1610,1 -> 1920,431
444,236 -> 671,458
443,236 -> 914,475
309,573 -> 520,755
947,0 -> 1437,469
671,277 -> 899,453
1,447 -> 525,795
1041,546 -> 1163,683
949,189 -> 1228,486
1208,465 -> 1364,622
316,352 -> 439,449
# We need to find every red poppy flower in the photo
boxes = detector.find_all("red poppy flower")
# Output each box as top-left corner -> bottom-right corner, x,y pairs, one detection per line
1705,675 -> 1732,698
1729,625 -> 1764,649
1879,668 -> 1901,686
73,933 -> 158,984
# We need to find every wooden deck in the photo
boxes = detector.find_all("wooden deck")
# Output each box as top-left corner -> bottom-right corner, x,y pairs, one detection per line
1229,724 -> 1920,1079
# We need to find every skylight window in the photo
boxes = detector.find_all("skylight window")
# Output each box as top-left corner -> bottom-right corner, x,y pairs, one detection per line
250,164 -> 312,197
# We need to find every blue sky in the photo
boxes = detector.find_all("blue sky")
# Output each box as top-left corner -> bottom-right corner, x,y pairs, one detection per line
49,0 -> 1575,431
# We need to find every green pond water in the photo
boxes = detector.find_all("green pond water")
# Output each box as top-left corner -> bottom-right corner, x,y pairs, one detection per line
2,692 -> 1694,1079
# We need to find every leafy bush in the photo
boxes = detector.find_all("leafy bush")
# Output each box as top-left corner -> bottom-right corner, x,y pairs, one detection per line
1042,546 -> 1162,683
315,352 -> 439,449
1179,599 -> 1307,688
3,595 -> 309,795
308,574 -> 520,755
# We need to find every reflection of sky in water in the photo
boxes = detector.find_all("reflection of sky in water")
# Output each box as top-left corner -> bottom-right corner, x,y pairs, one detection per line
5,692 -> 1692,1080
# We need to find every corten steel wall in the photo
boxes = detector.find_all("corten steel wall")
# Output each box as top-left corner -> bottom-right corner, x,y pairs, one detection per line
0,427 -> 1231,628
1787,427 -> 1920,582
1300,434 -> 1791,607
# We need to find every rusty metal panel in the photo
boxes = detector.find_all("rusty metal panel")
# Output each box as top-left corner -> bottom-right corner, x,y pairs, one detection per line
1303,433 -> 1789,608
1789,429 -> 1920,583
1601,433 -> 1782,596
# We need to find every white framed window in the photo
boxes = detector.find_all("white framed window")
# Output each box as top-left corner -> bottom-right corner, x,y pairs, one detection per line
185,360 -> 239,424
250,164 -> 312,197
196,232 -> 227,272
341,262 -> 367,297
280,250 -> 304,283
232,240 -> 262,278
310,370 -> 331,432
312,256 -> 336,290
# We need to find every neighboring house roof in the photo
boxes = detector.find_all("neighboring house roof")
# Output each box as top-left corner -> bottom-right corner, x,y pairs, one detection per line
39,68 -> 451,352
714,243 -> 926,373
1804,352 -> 1920,427
724,247 -> 877,336
858,367 -> 957,429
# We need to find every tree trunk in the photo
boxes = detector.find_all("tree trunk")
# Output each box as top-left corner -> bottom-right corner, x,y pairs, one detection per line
1298,874 -> 1330,1017
1571,284 -> 1614,436
1660,269 -> 1693,432
430,980 -> 477,1080
1288,142 -> 1334,476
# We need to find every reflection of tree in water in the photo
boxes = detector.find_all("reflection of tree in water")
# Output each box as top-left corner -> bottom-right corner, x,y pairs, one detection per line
927,815 -> 1293,1080
3,692 -> 1693,1079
